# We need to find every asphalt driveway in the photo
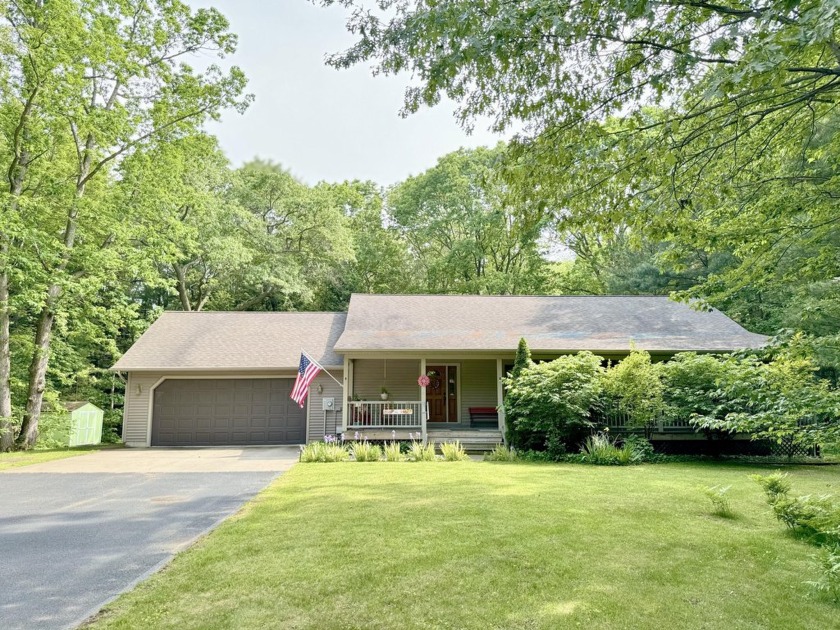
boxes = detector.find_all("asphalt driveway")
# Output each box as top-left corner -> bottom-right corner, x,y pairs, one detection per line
0,447 -> 300,630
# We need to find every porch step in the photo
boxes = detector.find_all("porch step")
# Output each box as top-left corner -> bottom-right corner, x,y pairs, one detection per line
427,430 -> 503,454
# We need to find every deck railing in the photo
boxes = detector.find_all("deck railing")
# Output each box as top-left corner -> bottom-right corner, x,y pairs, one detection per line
600,406 -> 694,433
347,401 -> 424,429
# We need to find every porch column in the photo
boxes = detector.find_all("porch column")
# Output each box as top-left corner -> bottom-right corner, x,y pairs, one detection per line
496,358 -> 507,445
420,358 -> 427,444
340,356 -> 351,433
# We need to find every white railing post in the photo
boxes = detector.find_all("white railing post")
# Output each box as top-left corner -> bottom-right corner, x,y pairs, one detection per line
496,358 -> 506,444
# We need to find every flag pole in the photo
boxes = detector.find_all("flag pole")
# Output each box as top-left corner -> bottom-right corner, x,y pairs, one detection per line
301,349 -> 343,387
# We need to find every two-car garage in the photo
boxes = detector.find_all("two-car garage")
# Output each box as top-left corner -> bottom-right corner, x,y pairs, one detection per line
114,311 -> 347,447
151,378 -> 306,446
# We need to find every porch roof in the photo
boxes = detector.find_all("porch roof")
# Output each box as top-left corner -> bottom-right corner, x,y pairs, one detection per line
334,294 -> 767,353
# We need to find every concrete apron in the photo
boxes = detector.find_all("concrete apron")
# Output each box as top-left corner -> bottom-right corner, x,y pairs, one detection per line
4,446 -> 301,474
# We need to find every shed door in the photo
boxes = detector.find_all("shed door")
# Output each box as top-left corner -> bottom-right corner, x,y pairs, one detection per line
152,379 -> 305,446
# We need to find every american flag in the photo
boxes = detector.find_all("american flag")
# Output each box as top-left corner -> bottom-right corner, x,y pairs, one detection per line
290,353 -> 322,408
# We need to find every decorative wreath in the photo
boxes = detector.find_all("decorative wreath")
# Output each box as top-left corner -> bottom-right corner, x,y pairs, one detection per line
417,375 -> 430,387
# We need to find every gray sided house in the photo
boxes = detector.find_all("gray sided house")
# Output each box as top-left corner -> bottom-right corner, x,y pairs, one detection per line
113,295 -> 767,449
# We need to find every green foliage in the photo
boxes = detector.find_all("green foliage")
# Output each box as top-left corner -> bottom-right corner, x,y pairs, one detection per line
383,441 -> 404,462
750,472 -> 793,504
483,444 -> 518,462
700,485 -> 734,519
579,432 -> 635,466
601,349 -> 664,434
439,440 -> 470,462
687,352 -> 840,449
406,439 -> 437,462
387,145 -> 550,294
807,546 -> 840,603
299,441 -> 350,463
621,434 -> 656,463
504,351 -> 603,451
511,338 -> 532,379
350,440 -> 381,462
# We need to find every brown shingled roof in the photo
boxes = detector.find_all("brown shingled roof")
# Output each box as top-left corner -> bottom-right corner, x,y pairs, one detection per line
333,294 -> 767,353
112,311 -> 346,371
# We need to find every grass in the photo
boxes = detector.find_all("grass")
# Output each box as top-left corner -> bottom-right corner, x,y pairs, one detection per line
89,462 -> 840,629
0,445 -> 104,471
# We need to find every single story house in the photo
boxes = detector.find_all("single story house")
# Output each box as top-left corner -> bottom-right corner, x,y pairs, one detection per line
112,294 -> 767,449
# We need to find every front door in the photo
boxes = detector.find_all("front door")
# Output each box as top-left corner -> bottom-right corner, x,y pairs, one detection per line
426,365 -> 457,423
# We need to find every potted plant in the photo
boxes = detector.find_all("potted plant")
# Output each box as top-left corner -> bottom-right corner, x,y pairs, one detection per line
380,387 -> 389,401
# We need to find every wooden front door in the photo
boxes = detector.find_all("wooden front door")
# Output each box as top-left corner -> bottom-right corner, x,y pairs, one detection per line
426,365 -> 457,423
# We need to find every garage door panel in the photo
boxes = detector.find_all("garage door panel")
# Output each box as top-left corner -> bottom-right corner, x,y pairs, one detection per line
152,379 -> 305,446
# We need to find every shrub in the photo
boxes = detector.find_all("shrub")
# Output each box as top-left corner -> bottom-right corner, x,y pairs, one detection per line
407,439 -> 437,462
300,441 -> 350,463
350,440 -> 382,462
601,349 -> 665,437
383,441 -> 404,462
622,434 -> 655,462
579,432 -> 635,465
439,440 -> 470,461
484,444 -> 518,462
750,472 -> 792,503
700,484 -> 734,518
504,351 -> 604,451
807,546 -> 840,602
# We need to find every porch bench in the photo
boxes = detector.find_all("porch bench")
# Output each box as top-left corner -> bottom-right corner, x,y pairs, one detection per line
469,407 -> 499,429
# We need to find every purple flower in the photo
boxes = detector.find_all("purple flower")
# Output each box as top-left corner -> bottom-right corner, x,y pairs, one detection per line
354,431 -> 360,441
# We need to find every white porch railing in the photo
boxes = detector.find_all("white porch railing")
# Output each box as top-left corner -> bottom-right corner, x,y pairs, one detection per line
347,401 -> 423,429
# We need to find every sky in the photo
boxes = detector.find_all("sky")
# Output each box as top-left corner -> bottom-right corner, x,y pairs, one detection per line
188,1 -> 506,186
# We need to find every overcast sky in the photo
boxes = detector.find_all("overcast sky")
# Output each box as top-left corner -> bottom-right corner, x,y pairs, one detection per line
188,0 -> 505,186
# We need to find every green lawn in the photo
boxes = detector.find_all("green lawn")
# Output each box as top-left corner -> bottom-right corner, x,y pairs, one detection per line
90,462 -> 839,629
0,446 -> 102,471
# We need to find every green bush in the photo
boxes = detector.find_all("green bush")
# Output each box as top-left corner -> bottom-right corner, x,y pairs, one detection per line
504,351 -> 604,452
439,440 -> 470,461
700,484 -> 734,518
807,546 -> 840,602
602,349 -> 664,436
579,432 -> 636,465
750,472 -> 792,503
407,439 -> 437,462
484,444 -> 518,462
622,434 -> 655,462
300,441 -> 350,463
350,440 -> 382,462
383,441 -> 404,462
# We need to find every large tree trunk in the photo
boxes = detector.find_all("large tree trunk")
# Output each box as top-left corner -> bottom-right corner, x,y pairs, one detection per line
16,172 -> 84,449
0,249 -> 13,452
15,286 -> 58,449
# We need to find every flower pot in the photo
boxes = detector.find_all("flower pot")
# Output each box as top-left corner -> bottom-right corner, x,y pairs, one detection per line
380,393 -> 389,400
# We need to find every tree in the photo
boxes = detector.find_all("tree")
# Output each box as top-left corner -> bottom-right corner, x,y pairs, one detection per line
6,0 -> 249,448
510,338 -> 532,379
504,351 -> 604,453
387,145 -> 550,294
324,0 -> 840,367
690,353 -> 840,452
601,349 -> 665,439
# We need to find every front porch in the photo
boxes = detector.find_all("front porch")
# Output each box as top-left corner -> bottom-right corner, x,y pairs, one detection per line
339,357 -> 507,445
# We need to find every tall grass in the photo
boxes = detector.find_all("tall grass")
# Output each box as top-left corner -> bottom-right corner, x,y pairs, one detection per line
300,441 -> 350,463
407,439 -> 437,462
580,433 -> 635,465
439,440 -> 470,461
484,444 -> 518,462
350,440 -> 382,462
383,441 -> 404,462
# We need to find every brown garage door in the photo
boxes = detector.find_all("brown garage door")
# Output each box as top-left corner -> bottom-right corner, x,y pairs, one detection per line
152,379 -> 306,446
